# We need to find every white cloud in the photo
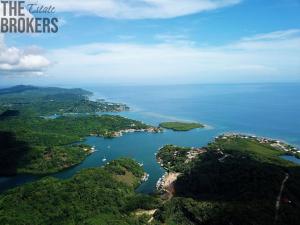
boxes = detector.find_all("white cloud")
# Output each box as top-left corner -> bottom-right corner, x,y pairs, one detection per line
45,0 -> 241,19
226,29 -> 300,51
0,34 -> 51,76
46,29 -> 300,84
242,29 -> 300,41
154,34 -> 195,45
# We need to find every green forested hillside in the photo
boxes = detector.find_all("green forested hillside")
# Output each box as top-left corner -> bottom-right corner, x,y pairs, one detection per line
0,85 -> 129,116
0,158 -> 160,225
0,86 -> 149,175
154,136 -> 300,225
0,114 -> 152,175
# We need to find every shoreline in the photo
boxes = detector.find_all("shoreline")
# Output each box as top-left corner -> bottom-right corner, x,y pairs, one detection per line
222,132 -> 300,149
154,132 -> 300,198
218,133 -> 300,154
156,172 -> 181,198
108,127 -> 162,138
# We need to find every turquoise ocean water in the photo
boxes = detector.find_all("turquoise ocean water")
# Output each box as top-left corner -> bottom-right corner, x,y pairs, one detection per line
1,83 -> 300,193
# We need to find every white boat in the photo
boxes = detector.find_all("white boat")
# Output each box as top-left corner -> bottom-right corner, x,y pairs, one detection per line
141,173 -> 149,182
102,157 -> 107,162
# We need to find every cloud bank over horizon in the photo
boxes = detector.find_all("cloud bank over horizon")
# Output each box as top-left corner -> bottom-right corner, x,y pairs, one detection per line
1,0 -> 299,85
42,29 -> 300,84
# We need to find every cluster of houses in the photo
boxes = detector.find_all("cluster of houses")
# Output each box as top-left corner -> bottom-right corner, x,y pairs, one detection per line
89,126 -> 161,138
156,146 -> 207,172
95,101 -> 129,112
217,133 -> 300,154
104,103 -> 129,112
185,148 -> 207,163
111,127 -> 162,137
156,147 -> 206,192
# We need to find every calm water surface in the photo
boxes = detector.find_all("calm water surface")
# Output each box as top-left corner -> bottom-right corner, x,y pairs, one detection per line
1,83 -> 300,193
280,156 -> 300,165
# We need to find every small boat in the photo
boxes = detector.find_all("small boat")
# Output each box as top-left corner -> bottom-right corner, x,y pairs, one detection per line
102,157 -> 107,162
141,173 -> 149,182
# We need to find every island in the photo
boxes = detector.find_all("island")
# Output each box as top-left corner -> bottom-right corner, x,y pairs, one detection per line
154,134 -> 300,225
0,86 -> 158,175
159,121 -> 204,131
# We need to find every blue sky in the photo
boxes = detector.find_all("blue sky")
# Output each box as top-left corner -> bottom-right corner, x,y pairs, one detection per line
1,0 -> 300,86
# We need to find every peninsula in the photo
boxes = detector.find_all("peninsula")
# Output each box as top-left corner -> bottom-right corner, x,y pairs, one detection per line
154,134 -> 300,225
0,86 -> 157,175
1,133 -> 299,225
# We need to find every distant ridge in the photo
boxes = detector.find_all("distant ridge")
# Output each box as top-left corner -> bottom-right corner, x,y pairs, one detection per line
0,85 -> 92,96
0,85 -> 38,95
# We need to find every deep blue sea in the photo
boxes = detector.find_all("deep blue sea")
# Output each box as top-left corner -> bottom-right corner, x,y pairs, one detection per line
1,83 -> 300,193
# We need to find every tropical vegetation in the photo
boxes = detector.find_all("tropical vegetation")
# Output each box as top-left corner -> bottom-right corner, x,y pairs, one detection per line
154,135 -> 300,225
0,86 -> 150,175
0,158 -> 161,225
159,122 -> 204,131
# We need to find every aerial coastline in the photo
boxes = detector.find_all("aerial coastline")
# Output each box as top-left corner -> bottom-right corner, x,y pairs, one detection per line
155,133 -> 300,198
0,85 -> 160,176
0,85 -> 300,225
153,133 -> 300,224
